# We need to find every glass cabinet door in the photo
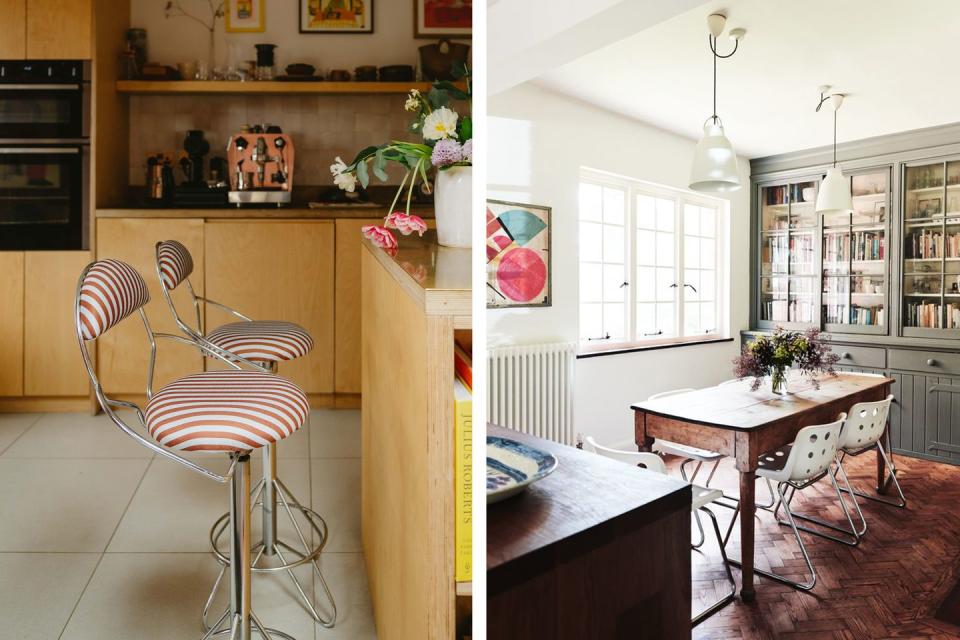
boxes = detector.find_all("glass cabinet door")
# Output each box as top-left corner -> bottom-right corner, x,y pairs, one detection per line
822,169 -> 888,331
903,161 -> 950,333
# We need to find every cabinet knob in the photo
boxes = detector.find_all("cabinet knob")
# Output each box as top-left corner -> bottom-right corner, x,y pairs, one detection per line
841,352 -> 851,359
927,358 -> 938,367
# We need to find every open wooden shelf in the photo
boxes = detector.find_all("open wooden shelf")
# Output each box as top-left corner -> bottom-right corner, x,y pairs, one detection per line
116,80 -> 437,95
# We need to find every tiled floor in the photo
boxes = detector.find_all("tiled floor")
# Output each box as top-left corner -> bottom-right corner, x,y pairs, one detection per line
0,409 -> 375,640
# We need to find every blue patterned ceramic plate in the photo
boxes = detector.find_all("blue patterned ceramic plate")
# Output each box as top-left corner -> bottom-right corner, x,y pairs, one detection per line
487,436 -> 558,504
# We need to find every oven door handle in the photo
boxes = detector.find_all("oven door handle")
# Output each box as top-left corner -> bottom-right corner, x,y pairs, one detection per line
0,83 -> 82,90
0,147 -> 80,154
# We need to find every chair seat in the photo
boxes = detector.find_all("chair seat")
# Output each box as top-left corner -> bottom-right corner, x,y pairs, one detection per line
756,443 -> 793,478
206,321 -> 313,362
145,371 -> 309,452
653,440 -> 723,461
692,484 -> 724,511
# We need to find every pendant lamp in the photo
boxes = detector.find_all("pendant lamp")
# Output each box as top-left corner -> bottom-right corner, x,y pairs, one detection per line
689,14 -> 745,193
815,88 -> 852,214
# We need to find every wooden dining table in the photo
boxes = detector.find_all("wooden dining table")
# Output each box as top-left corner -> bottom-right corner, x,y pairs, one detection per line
631,371 -> 894,601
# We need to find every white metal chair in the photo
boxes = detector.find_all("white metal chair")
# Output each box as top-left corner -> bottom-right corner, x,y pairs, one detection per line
725,415 -> 852,591
837,391 -> 905,509
584,437 -> 736,626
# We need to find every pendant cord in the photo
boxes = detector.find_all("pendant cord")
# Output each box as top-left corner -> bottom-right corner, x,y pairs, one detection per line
712,38 -> 717,120
833,108 -> 837,167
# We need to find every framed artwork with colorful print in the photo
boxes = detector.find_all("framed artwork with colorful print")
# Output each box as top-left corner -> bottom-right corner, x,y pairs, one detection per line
415,0 -> 471,38
487,199 -> 552,309
300,0 -> 374,33
225,0 -> 265,33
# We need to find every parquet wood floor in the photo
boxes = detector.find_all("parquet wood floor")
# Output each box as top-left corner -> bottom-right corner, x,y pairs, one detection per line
677,451 -> 960,640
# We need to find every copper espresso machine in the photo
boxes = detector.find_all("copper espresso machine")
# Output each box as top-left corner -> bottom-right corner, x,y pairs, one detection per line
227,126 -> 294,205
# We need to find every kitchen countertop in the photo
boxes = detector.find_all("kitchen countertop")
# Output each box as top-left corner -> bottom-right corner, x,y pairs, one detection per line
96,205 -> 434,219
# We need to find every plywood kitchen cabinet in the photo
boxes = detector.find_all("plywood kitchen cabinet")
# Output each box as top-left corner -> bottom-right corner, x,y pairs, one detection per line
23,252 -> 91,396
96,218 -> 205,395
26,0 -> 92,59
205,220 -> 335,394
0,0 -> 27,58
0,252 -> 24,396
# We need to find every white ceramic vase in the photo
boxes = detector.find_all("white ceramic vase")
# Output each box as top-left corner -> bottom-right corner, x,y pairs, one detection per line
434,165 -> 472,248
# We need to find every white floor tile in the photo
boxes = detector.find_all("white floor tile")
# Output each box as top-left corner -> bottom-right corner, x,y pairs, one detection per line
0,552 -> 100,640
277,416 -> 312,458
0,458 -> 149,552
0,413 -> 40,455
109,456 -> 314,553
309,410 -> 361,459
314,552 -> 377,639
311,459 -> 361,552
3,411 -> 153,459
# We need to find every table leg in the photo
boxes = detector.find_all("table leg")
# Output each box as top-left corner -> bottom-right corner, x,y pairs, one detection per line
635,410 -> 654,452
739,469 -> 756,602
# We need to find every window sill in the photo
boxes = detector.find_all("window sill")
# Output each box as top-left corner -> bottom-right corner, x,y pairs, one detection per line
576,336 -> 734,359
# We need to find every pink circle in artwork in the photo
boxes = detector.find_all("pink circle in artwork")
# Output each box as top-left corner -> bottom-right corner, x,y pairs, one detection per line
497,248 -> 546,302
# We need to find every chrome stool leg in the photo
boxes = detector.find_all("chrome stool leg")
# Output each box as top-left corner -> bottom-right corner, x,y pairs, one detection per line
772,467 -> 862,546
692,506 -> 737,626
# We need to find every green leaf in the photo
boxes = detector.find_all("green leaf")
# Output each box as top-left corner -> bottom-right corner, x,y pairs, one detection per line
457,116 -> 472,143
433,81 -> 470,101
348,145 -> 379,168
372,151 -> 388,182
427,87 -> 450,109
356,160 -> 370,189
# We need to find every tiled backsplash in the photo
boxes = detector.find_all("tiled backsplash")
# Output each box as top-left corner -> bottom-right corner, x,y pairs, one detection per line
128,94 -> 414,186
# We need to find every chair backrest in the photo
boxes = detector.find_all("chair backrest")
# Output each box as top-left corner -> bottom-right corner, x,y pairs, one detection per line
839,395 -> 893,451
77,259 -> 150,341
648,388 -> 695,401
779,415 -> 846,483
156,239 -> 194,291
584,436 -> 667,474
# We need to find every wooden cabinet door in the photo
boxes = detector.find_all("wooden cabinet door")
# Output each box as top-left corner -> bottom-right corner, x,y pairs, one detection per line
23,252 -> 91,396
97,218 -> 205,394
0,0 -> 27,58
26,0 -> 92,59
0,252 -> 24,396
334,218 -> 381,394
205,221 -> 335,394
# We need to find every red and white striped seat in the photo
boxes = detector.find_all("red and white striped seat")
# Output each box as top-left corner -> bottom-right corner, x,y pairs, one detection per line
145,370 -> 309,452
206,321 -> 314,362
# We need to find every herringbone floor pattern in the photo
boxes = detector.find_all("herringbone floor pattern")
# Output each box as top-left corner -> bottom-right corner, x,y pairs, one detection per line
675,451 -> 960,640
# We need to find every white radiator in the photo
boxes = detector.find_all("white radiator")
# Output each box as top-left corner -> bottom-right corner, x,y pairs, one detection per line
487,342 -> 577,445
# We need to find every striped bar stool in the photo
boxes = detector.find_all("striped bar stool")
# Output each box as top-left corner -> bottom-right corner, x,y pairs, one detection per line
155,240 -> 335,628
76,259 -> 305,639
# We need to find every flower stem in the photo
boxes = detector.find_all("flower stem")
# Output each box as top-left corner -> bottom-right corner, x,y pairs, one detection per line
387,169 -> 410,218
405,158 -> 419,216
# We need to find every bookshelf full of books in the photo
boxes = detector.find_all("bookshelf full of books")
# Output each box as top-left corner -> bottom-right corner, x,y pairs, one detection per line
821,169 -> 889,333
759,179 -> 819,326
903,160 -> 960,334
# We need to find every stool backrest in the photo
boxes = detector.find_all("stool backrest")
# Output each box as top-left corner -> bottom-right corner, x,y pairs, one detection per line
584,436 -> 667,474
156,240 -> 194,291
648,388 -> 695,401
77,259 -> 150,340
780,415 -> 846,483
839,395 -> 893,451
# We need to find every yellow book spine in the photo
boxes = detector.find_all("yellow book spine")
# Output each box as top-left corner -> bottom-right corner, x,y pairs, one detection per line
454,379 -> 472,583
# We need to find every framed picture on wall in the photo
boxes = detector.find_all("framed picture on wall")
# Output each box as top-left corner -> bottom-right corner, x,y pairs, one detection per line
300,0 -> 374,33
225,0 -> 265,32
415,0 -> 471,38
487,199 -> 552,309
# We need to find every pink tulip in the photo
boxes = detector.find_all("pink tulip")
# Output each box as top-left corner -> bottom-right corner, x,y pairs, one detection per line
385,211 -> 428,237
362,225 -> 398,250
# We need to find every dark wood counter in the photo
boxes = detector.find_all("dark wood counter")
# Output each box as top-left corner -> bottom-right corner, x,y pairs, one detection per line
487,425 -> 692,640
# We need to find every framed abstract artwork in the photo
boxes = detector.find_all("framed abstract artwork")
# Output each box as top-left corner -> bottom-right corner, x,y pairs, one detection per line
487,199 -> 551,309
300,0 -> 374,33
415,0 -> 471,38
225,0 -> 265,32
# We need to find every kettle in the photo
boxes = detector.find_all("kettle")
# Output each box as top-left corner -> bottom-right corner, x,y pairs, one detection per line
146,155 -> 175,202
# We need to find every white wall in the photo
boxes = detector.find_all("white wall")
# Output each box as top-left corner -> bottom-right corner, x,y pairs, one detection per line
488,82 -> 752,448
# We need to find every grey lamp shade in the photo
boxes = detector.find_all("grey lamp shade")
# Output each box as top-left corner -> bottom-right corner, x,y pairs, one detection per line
689,120 -> 741,192
815,166 -> 852,214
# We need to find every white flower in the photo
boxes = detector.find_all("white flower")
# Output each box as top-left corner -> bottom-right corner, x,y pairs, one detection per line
423,106 -> 459,141
404,89 -> 422,112
330,156 -> 348,177
334,171 -> 358,192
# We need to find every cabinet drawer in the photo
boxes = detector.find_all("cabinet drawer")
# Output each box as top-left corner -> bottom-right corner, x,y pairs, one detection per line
834,345 -> 886,369
889,348 -> 960,376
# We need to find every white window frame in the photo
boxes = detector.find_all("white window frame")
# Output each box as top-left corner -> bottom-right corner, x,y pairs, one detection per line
578,168 -> 729,353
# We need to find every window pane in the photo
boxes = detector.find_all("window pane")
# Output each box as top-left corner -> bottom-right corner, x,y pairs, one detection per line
685,302 -> 701,335
580,303 -> 603,340
636,303 -> 656,336
604,303 -> 625,339
637,195 -> 656,229
580,263 -> 602,303
603,224 -> 625,263
684,204 -> 701,236
684,270 -> 700,301
701,207 -> 716,237
656,268 -> 675,302
656,232 -> 674,267
657,303 -> 675,337
700,270 -> 716,301
580,183 -> 602,222
603,187 -> 625,224
656,198 -> 674,231
701,237 -> 715,268
636,230 -> 655,265
636,266 -> 656,302
580,222 -> 602,262
684,236 -> 700,269
701,301 -> 717,333
602,264 -> 625,301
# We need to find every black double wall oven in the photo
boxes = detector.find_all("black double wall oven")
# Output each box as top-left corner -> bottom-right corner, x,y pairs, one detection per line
0,60 -> 90,250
